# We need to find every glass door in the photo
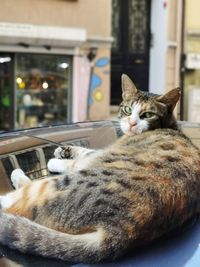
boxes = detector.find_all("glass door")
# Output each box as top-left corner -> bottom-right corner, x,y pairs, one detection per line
0,54 -> 14,131
111,0 -> 151,105
15,54 -> 71,129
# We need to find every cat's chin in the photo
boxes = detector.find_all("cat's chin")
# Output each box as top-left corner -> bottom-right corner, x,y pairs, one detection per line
122,128 -> 143,136
120,119 -> 149,136
120,122 -> 142,135
124,131 -> 134,136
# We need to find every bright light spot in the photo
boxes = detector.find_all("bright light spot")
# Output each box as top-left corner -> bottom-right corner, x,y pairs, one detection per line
0,57 -> 11,64
94,90 -> 103,102
19,81 -> 25,90
42,82 -> 48,89
16,77 -> 22,84
59,62 -> 69,69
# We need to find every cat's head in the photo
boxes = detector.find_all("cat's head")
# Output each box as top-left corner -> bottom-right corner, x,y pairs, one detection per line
118,74 -> 181,135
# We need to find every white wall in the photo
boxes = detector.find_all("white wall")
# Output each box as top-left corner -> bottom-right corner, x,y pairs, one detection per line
149,0 -> 169,94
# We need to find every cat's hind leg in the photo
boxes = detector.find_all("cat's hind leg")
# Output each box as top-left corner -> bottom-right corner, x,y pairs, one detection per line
11,169 -> 31,189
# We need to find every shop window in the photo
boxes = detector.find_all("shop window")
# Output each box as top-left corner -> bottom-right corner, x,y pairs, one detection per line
0,54 -> 13,131
15,54 -> 71,129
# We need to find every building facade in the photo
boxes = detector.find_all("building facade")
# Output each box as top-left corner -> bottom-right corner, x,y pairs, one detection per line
0,0 -> 112,130
110,0 -> 183,119
151,0 -> 200,122
0,0 -> 189,131
182,0 -> 200,122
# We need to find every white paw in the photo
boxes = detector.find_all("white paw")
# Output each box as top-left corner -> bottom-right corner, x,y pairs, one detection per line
47,158 -> 66,173
54,147 -> 64,159
0,195 -> 14,209
11,169 -> 31,189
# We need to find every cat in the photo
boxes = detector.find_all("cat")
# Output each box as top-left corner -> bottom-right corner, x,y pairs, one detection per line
0,74 -> 199,264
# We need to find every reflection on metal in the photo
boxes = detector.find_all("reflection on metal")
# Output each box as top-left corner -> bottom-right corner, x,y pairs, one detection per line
128,0 -> 147,53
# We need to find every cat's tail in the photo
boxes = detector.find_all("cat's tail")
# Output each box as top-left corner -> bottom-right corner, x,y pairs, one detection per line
0,210 -> 124,263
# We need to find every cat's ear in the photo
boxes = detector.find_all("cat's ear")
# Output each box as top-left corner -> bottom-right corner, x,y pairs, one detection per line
121,74 -> 138,100
156,88 -> 181,112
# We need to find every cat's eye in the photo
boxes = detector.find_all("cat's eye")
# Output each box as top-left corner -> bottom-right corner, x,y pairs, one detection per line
140,112 -> 154,119
123,106 -> 132,115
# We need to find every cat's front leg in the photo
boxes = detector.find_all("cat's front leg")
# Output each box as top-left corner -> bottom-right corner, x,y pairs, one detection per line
47,158 -> 75,174
11,169 -> 31,189
54,145 -> 94,160
48,146 -> 96,174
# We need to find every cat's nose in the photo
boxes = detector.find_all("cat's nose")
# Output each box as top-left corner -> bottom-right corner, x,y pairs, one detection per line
128,117 -> 137,127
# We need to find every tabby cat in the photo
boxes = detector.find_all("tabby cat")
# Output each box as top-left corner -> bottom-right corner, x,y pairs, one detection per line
0,74 -> 200,263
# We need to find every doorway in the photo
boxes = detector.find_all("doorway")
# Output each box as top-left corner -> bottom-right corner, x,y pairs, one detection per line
111,0 -> 151,105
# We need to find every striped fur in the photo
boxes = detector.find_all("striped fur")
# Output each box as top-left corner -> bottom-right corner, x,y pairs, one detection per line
0,75 -> 199,263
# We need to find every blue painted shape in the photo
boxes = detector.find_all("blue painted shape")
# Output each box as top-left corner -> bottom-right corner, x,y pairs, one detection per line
95,57 -> 109,68
88,57 -> 109,106
88,73 -> 102,106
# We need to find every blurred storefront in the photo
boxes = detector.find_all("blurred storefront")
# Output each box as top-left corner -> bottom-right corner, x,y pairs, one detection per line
1,0 -> 194,130
0,53 -> 71,129
0,0 -> 112,130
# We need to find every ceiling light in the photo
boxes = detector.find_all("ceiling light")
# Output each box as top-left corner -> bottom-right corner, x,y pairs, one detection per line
0,57 -> 11,63
59,62 -> 69,69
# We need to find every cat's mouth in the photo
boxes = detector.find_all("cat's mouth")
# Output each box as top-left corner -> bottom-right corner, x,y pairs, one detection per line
128,122 -> 137,131
124,123 -> 138,135
120,119 -> 140,135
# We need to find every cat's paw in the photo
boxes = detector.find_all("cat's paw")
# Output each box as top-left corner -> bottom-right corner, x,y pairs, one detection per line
47,158 -> 66,173
54,146 -> 73,159
0,195 -> 14,209
11,169 -> 31,189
